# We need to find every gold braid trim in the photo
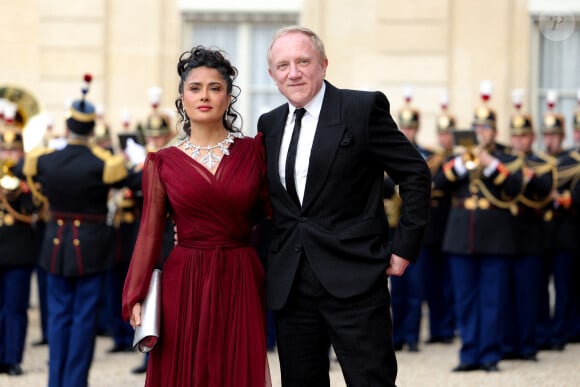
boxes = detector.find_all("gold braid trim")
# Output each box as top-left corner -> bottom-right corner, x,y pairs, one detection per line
537,152 -> 558,166
25,175 -> 49,221
571,150 -> 580,190
22,147 -> 53,221
492,164 -> 509,185
533,162 -> 557,175
0,194 -> 33,224
518,160 -> 557,209
556,163 -> 580,188
475,179 -> 519,209
476,154 -> 524,210
69,108 -> 96,122
492,153 -> 523,186
572,172 -> 579,192
504,153 -> 525,172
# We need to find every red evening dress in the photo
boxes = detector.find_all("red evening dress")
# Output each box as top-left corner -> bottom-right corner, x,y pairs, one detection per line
122,134 -> 270,387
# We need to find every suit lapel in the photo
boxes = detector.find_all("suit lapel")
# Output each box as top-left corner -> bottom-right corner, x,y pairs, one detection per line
264,105 -> 294,200
302,83 -> 346,211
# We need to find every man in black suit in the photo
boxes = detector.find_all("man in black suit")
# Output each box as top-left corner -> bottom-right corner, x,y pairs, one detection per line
258,26 -> 431,387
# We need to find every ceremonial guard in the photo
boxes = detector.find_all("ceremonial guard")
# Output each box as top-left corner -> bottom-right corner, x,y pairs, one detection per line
93,105 -> 117,339
0,95 -> 44,376
502,90 -> 555,361
570,90 -> 580,343
103,110 -> 142,353
434,81 -> 523,372
536,91 -> 580,351
390,87 -> 429,352
139,86 -> 175,263
23,75 -> 141,387
27,108 -> 52,348
127,87 -> 175,374
422,94 -> 456,345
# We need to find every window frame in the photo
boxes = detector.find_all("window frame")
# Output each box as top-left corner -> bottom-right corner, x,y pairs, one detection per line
181,12 -> 298,136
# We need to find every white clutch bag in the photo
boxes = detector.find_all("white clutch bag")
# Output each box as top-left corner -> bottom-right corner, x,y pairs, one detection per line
133,268 -> 162,353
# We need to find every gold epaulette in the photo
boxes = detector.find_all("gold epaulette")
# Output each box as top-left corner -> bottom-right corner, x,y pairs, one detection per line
538,152 -> 558,166
528,158 -> 556,176
504,153 -> 524,173
570,150 -> 580,162
23,147 -> 56,177
91,146 -> 129,184
426,151 -> 446,176
21,147 -> 52,220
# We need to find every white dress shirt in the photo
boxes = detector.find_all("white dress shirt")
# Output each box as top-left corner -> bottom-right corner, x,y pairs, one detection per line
278,83 -> 326,205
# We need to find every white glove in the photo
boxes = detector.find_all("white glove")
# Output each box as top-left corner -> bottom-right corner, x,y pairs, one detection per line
49,137 -> 68,150
453,155 -> 467,177
125,138 -> 146,165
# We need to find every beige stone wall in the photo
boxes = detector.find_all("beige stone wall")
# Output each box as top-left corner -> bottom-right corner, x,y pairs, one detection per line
1,1 -> 41,87
105,0 -> 181,139
37,0 -> 107,131
1,0 -> 181,145
449,0 -> 531,144
0,0 -> 542,148
302,0 -> 532,147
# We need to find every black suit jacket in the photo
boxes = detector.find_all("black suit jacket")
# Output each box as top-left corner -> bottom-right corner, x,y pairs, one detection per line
258,81 -> 431,310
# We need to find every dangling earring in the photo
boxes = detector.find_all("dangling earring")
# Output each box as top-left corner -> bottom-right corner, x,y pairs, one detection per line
181,109 -> 189,123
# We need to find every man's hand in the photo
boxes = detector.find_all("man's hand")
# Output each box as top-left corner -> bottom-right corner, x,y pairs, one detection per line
386,253 -> 409,277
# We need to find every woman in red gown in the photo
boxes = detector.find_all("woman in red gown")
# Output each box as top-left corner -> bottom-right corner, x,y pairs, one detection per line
122,46 -> 271,387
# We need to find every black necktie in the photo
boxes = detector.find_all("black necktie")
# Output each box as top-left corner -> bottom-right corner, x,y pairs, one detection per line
285,108 -> 306,206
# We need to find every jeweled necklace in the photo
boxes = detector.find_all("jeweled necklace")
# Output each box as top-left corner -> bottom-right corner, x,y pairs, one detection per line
177,131 -> 241,169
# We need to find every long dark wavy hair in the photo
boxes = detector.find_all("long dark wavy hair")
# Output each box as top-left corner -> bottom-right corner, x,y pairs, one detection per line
175,45 -> 242,136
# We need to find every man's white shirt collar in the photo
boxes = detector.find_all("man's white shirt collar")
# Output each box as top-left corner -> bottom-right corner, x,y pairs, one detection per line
286,82 -> 326,123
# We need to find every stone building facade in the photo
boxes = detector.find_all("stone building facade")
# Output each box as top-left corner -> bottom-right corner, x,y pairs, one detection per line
1,0 -> 578,149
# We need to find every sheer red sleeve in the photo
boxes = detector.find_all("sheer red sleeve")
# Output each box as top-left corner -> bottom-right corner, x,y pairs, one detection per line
122,152 -> 168,321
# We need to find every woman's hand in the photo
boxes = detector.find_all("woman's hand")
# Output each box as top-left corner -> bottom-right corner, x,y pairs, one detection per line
130,302 -> 142,328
